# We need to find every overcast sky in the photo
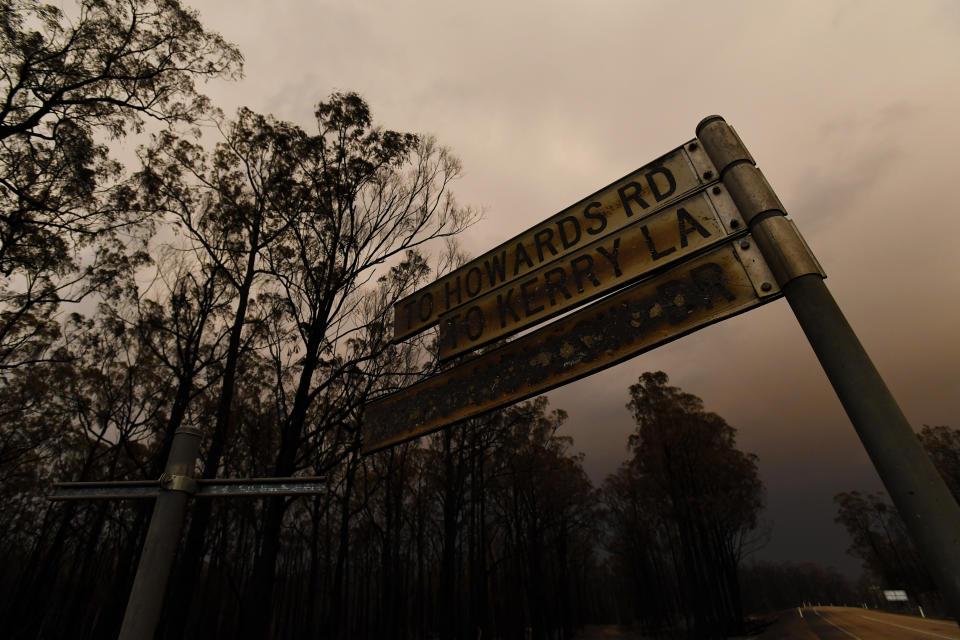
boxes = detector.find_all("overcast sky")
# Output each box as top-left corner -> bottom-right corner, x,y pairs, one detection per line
183,0 -> 960,577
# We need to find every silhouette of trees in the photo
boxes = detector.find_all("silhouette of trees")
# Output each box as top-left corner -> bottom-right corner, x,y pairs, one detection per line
918,424 -> 960,502
0,0 -> 242,370
739,561 -> 858,613
833,425 -> 960,615
834,490 -> 939,611
602,371 -> 764,637
0,3 -> 241,634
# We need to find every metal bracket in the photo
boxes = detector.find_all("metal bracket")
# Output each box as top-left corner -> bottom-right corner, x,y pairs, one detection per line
705,183 -> 747,236
751,215 -> 826,285
696,116 -> 754,175
733,234 -> 782,298
159,473 -> 197,494
696,115 -> 824,287
720,162 -> 784,225
684,139 -> 720,184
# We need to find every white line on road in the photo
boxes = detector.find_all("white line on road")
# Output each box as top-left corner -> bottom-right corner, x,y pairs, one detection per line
815,609 -> 863,640
860,615 -> 960,639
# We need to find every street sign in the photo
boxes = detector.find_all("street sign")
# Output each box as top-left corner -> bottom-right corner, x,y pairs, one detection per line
363,237 -> 780,453
362,115 -> 960,623
436,185 -> 745,361
392,141 -> 718,341
883,590 -> 909,602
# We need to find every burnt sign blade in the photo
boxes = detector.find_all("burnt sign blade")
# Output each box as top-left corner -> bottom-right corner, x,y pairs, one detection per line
364,237 -> 780,453
392,141 -> 717,341
436,186 -> 745,361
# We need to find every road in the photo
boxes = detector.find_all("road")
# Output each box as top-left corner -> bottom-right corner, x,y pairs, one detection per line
755,606 -> 960,639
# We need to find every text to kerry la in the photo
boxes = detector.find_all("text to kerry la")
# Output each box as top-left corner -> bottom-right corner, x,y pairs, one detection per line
436,187 -> 744,360
392,143 -> 719,340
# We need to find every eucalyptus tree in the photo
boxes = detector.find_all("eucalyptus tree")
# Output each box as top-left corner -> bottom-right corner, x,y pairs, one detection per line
0,2 -> 242,598
834,490 -> 937,610
606,371 -> 764,637
232,92 -> 475,638
918,425 -> 960,503
136,107 -> 315,635
0,297 -> 184,638
484,398 -> 599,640
136,91 -> 474,637
0,0 -> 241,370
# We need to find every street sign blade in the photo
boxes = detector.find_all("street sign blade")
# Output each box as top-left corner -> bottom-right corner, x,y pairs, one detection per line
436,185 -> 745,361
364,236 -> 780,453
393,141 -> 718,341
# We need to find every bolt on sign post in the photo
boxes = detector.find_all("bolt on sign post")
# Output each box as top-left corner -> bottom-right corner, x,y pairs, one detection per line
365,116 -> 960,624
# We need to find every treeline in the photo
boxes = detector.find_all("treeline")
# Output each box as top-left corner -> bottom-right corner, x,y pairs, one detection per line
739,561 -> 859,613
1,386 -> 604,639
833,424 -> 960,617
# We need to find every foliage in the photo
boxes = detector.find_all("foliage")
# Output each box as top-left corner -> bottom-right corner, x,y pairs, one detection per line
0,0 -> 242,369
918,424 -> 960,502
739,561 -> 859,614
834,490 -> 940,612
603,371 -> 765,637
833,424 -> 960,616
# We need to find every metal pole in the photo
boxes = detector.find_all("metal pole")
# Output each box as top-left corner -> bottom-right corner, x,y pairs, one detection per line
783,273 -> 960,614
118,426 -> 203,640
697,115 -> 960,622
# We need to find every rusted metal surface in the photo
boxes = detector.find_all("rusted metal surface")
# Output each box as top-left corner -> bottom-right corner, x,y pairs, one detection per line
392,141 -> 719,341
436,186 -> 746,360
363,237 -> 781,453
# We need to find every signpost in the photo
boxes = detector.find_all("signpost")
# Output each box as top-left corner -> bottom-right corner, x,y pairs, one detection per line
365,237 -> 780,452
49,429 -> 326,640
393,141 -> 719,340
437,186 -> 745,360
366,116 -> 960,625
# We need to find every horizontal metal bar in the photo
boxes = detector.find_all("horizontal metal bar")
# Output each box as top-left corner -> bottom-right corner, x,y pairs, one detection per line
196,477 -> 326,497
49,476 -> 326,501
51,481 -> 161,500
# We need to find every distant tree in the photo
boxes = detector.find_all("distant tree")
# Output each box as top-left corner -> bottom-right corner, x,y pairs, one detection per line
488,398 -> 600,640
602,459 -> 679,632
604,371 -> 765,637
832,424 -> 960,617
0,0 -> 242,369
739,561 -> 858,614
918,425 -> 960,502
834,490 -> 938,611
